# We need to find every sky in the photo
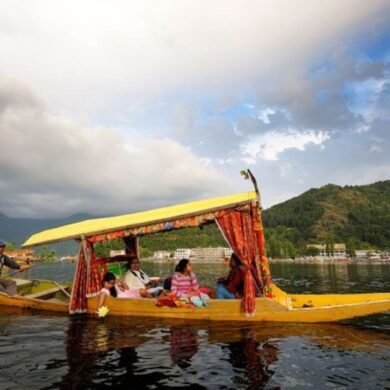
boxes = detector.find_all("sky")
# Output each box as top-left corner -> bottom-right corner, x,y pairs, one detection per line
0,0 -> 389,218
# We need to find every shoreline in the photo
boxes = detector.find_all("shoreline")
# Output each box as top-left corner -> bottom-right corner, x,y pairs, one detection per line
269,257 -> 390,265
142,257 -> 390,265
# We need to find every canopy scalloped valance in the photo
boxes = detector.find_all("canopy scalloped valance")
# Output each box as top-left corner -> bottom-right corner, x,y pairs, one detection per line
86,205 -> 251,243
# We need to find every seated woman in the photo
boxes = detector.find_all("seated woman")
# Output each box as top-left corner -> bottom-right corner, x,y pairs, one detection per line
98,272 -> 149,308
216,253 -> 246,299
122,257 -> 162,297
171,259 -> 210,305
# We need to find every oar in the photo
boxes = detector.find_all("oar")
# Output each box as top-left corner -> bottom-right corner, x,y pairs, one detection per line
52,281 -> 72,298
6,263 -> 39,277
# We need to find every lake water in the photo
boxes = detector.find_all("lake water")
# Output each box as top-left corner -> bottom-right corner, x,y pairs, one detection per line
1,262 -> 389,389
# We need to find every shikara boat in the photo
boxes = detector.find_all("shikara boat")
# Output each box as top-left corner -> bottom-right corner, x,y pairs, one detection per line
2,278 -> 389,322
3,171 -> 389,322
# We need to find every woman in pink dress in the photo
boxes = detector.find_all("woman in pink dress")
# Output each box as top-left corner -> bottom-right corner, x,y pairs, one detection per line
171,259 -> 200,299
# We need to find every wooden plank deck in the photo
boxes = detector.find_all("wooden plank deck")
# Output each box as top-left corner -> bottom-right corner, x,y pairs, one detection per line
25,286 -> 63,300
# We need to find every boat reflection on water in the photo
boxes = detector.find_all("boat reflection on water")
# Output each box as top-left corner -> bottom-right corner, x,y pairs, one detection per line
221,331 -> 279,389
170,326 -> 199,368
54,315 -> 389,389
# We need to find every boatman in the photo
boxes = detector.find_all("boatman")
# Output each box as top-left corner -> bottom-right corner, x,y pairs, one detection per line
0,239 -> 29,296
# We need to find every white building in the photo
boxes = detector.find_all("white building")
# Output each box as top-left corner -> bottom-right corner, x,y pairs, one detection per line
153,251 -> 171,259
174,248 -> 192,260
109,249 -> 126,257
307,243 -> 346,259
191,247 -> 225,260
224,248 -> 234,258
355,250 -> 369,259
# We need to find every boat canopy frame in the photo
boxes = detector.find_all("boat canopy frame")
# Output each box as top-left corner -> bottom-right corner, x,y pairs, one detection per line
22,172 -> 273,316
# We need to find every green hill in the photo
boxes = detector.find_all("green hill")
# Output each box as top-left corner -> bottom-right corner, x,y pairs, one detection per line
262,180 -> 390,256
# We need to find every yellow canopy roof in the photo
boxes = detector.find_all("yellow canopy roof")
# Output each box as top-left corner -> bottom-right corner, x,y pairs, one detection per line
22,191 -> 258,247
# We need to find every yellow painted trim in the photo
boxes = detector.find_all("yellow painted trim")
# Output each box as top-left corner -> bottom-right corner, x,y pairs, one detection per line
1,280 -> 389,322
86,290 -> 390,323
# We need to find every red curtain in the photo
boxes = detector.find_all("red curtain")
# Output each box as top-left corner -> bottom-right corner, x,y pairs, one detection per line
216,204 -> 272,316
70,240 -> 103,314
86,241 -> 103,298
69,246 -> 88,314
252,204 -> 273,295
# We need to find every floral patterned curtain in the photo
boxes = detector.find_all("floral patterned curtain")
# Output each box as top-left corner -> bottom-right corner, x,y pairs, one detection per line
86,241 -> 104,298
216,203 -> 272,316
251,204 -> 273,296
70,240 -> 104,314
69,246 -> 88,314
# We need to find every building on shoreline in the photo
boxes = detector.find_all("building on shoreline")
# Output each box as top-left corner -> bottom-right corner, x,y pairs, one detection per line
191,247 -> 225,261
306,243 -> 346,259
174,248 -> 192,260
171,247 -> 232,262
153,250 -> 171,260
109,250 -> 126,257
4,249 -> 37,263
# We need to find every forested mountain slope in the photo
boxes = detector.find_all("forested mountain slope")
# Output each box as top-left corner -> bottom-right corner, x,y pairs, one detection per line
262,181 -> 390,256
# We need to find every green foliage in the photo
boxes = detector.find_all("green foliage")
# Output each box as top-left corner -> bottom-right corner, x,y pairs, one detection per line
345,237 -> 359,257
263,188 -> 326,240
305,246 -> 320,256
5,242 -> 16,251
139,247 -> 153,258
94,239 -> 124,258
38,246 -> 57,262
265,227 -> 300,258
263,181 -> 390,250
139,224 -> 226,253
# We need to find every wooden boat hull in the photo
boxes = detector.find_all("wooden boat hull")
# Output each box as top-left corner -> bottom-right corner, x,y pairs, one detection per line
0,292 -> 69,313
0,279 -> 69,313
87,291 -> 390,323
1,279 -> 388,322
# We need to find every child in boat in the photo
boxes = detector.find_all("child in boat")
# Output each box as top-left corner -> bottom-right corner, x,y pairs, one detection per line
216,253 -> 246,299
171,259 -> 199,299
171,259 -> 209,305
98,272 -> 149,308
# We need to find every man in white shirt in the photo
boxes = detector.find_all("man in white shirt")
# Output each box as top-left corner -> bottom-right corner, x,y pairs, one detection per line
122,256 -> 162,297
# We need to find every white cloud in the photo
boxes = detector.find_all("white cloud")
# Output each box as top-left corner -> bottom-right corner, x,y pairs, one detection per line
0,1 -> 387,116
0,77 -> 228,217
241,129 -> 329,161
0,1 -> 389,218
